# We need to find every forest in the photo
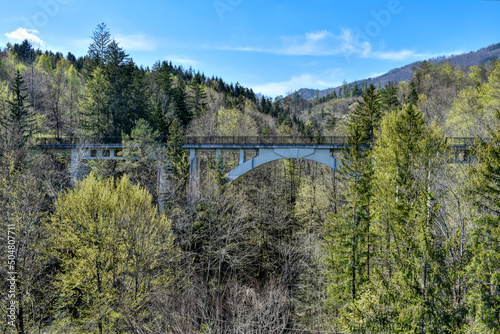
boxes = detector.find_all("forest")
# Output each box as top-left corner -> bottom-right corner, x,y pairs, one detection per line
1,23 -> 500,333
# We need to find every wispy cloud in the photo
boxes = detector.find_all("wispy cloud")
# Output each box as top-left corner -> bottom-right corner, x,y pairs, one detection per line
115,33 -> 157,51
214,28 -> 455,62
5,27 -> 46,48
250,74 -> 341,97
165,55 -> 199,67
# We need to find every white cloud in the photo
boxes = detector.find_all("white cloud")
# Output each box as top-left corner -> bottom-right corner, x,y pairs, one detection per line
214,28 -> 445,62
370,49 -> 416,60
305,30 -> 331,42
115,33 -> 157,51
367,72 -> 386,78
5,27 -> 46,48
250,74 -> 341,98
165,55 -> 199,67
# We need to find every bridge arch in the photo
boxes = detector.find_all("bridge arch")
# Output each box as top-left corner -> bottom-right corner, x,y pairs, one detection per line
227,148 -> 338,181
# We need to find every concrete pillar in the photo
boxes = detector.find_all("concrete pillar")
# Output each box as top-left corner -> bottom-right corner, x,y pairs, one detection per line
189,149 -> 200,204
239,149 -> 246,166
70,149 -> 81,185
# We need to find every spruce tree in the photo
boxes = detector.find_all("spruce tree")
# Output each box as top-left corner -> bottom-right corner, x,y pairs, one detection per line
468,109 -> 500,331
188,74 -> 208,118
2,70 -> 35,151
323,84 -> 380,331
368,104 -> 454,332
380,81 -> 401,111
172,78 -> 191,126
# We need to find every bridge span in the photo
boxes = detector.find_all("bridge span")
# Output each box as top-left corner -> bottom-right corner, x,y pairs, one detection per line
33,136 -> 476,184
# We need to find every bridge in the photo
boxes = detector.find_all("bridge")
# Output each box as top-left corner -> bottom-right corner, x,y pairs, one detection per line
33,136 -> 476,186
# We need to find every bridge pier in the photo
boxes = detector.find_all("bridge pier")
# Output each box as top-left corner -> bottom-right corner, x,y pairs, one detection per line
189,149 -> 201,204
239,149 -> 246,165
70,149 -> 81,185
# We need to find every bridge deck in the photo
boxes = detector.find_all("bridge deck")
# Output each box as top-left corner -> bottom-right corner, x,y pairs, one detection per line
32,136 -> 476,150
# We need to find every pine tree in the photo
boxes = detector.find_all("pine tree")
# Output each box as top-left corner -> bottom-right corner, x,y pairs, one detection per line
2,70 -> 35,152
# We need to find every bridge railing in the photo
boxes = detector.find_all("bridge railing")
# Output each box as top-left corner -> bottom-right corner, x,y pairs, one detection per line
33,136 -> 479,148
445,137 -> 477,148
34,137 -> 123,146
182,136 -> 349,145
33,136 -> 350,146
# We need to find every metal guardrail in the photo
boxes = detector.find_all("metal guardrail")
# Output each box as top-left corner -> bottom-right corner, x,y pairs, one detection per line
182,136 -> 349,145
32,136 -> 478,148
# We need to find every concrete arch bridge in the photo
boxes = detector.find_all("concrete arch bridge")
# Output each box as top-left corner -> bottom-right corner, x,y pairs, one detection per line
34,135 -> 475,189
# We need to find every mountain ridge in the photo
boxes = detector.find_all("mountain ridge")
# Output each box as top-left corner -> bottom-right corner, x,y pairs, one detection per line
296,43 -> 500,100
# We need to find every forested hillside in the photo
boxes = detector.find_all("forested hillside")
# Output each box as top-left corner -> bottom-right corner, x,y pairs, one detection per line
2,23 -> 500,333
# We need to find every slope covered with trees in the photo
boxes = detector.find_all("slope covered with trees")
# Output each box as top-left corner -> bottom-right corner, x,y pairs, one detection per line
1,23 -> 500,333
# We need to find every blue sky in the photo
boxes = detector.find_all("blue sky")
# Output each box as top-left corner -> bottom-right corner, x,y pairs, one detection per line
1,0 -> 499,97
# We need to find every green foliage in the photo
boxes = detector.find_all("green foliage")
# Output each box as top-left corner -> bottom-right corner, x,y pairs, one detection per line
369,104 -> 460,332
47,173 -> 180,332
79,66 -> 112,136
216,107 -> 258,136
380,81 -> 401,112
323,84 -> 381,331
189,74 -> 208,117
0,154 -> 49,333
468,110 -> 500,332
2,70 -> 36,153
166,118 -> 190,191
120,119 -> 163,200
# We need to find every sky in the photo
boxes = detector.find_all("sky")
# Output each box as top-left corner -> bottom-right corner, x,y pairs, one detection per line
0,0 -> 499,97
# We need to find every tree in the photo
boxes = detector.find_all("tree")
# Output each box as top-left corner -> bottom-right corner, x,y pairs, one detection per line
104,39 -> 130,135
0,154 -> 51,334
367,104 -> 457,332
66,64 -> 81,136
468,109 -> 500,332
87,23 -> 112,73
323,84 -> 380,331
188,74 -> 208,118
172,77 -> 191,126
44,59 -> 69,138
119,119 -> 163,206
1,70 -> 35,154
47,173 -> 180,333
78,66 -> 112,136
380,81 -> 400,112
165,118 -> 190,201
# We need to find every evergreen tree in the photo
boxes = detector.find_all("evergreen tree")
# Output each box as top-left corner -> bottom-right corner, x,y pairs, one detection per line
104,39 -> 129,135
2,70 -> 35,152
406,80 -> 419,106
172,77 -> 191,126
188,74 -> 208,118
79,66 -> 112,136
166,118 -> 190,192
468,109 -> 500,332
86,23 -> 112,73
380,81 -> 401,111
323,84 -> 380,331
367,104 -> 455,332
